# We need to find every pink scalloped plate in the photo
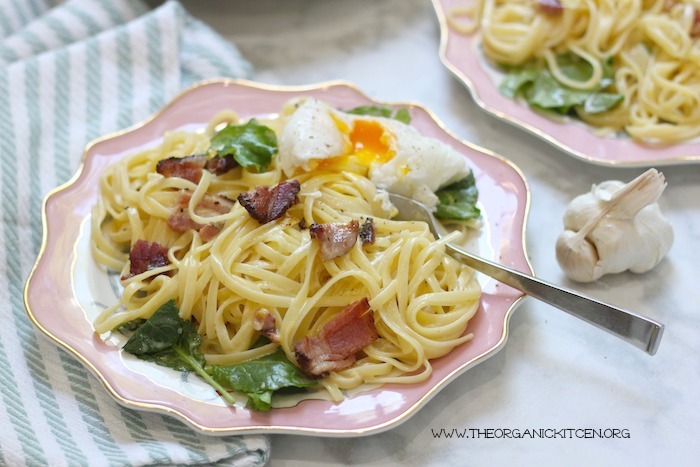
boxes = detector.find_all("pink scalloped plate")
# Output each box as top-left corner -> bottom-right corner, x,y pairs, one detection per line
433,0 -> 700,167
24,79 -> 531,436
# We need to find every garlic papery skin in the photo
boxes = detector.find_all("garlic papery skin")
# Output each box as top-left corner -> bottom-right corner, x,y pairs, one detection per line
555,169 -> 674,283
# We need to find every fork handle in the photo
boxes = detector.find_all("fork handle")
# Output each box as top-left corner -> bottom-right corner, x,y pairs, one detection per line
446,243 -> 664,355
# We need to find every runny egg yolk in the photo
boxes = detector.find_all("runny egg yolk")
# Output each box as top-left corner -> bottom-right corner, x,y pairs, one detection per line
314,118 -> 396,173
349,119 -> 395,165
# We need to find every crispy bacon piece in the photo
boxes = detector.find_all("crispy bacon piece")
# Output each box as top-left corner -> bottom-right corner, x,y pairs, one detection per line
122,239 -> 170,279
237,179 -> 301,224
662,1 -> 699,35
167,211 -> 199,233
156,154 -> 239,183
692,9 -> 700,38
253,309 -> 279,343
538,0 -> 563,15
359,218 -> 375,245
205,154 -> 238,175
198,224 -> 222,242
309,220 -> 360,261
156,155 -> 207,183
294,298 -> 377,378
663,0 -> 677,11
167,190 -> 235,241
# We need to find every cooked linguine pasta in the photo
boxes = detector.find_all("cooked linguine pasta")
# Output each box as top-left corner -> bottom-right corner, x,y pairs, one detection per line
449,0 -> 700,143
91,106 -> 481,403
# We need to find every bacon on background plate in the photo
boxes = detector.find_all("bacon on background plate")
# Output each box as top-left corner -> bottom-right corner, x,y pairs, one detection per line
538,0 -> 563,15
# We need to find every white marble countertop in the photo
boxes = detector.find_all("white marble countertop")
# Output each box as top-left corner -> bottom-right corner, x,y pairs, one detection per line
181,1 -> 700,465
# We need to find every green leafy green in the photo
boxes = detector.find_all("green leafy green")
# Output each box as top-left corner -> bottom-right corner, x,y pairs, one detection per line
345,105 -> 411,124
583,92 -> 624,114
247,391 -> 273,412
208,119 -> 277,172
209,349 -> 316,411
120,302 -> 317,410
498,53 -> 623,116
499,66 -> 539,99
556,53 -> 594,83
435,171 -> 481,221
557,53 -> 616,89
525,72 -> 591,112
122,300 -> 236,405
115,318 -> 146,333
393,108 -> 411,124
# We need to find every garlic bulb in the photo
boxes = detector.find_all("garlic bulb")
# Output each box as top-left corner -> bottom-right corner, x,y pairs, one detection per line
555,169 -> 673,282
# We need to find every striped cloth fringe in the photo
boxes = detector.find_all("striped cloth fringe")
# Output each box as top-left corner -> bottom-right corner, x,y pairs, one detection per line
0,0 -> 269,465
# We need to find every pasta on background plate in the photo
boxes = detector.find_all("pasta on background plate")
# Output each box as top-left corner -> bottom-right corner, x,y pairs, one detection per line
91,98 -> 482,408
449,0 -> 700,143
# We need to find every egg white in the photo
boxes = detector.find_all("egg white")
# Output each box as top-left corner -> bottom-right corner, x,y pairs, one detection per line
277,98 -> 350,175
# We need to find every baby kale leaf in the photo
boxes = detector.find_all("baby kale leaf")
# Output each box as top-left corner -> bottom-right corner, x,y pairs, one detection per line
122,300 -> 236,405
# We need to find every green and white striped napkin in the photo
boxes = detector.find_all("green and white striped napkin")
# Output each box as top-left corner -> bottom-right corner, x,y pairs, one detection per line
0,0 -> 270,465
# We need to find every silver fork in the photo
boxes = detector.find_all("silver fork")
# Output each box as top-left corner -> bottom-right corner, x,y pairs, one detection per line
388,193 -> 664,355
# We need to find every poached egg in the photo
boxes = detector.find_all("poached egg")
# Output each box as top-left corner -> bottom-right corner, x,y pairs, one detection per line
277,98 -> 470,208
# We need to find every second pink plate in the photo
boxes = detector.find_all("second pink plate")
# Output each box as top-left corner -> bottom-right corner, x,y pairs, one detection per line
433,0 -> 700,167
